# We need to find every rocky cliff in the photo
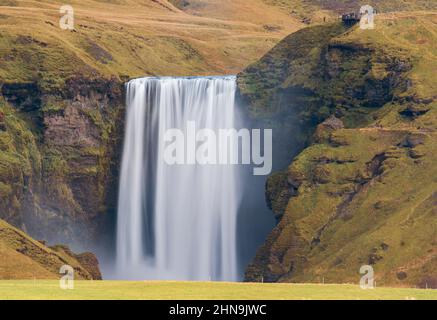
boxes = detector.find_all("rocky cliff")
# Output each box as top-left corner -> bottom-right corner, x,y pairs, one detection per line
239,12 -> 437,288
0,77 -> 124,246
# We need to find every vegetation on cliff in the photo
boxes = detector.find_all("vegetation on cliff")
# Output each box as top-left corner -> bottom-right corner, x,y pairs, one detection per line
0,77 -> 124,246
240,12 -> 437,288
0,219 -> 101,279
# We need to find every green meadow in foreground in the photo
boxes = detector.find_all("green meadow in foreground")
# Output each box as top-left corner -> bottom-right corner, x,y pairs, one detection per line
0,281 -> 435,300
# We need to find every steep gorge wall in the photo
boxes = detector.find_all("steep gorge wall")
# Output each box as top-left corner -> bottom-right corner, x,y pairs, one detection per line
0,77 -> 124,248
238,17 -> 437,288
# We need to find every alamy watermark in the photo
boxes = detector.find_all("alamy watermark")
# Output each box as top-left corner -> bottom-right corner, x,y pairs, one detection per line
360,265 -> 375,289
360,5 -> 375,30
59,265 -> 74,290
163,121 -> 272,176
60,5 -> 74,30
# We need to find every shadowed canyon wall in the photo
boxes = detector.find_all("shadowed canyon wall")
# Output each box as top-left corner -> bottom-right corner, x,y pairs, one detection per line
0,77 -> 124,249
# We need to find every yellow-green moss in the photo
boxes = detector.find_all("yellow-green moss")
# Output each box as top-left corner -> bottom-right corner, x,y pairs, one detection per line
245,13 -> 437,287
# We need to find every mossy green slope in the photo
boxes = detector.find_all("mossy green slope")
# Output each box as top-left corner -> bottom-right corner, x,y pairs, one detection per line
240,12 -> 437,288
0,219 -> 100,280
0,97 -> 41,227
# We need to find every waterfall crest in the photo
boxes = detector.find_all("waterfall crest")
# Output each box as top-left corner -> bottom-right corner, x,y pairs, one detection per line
116,76 -> 239,281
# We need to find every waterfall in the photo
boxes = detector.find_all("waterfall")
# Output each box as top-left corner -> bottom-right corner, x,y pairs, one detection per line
116,76 -> 239,281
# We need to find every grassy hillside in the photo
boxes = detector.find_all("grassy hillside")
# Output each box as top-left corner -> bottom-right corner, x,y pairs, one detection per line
0,280 -> 436,300
239,12 -> 437,288
0,219 -> 101,280
0,0 -> 306,91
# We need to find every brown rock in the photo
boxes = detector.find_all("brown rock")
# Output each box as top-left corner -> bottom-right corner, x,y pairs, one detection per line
50,244 -> 102,280
314,116 -> 344,143
74,252 -> 102,280
320,115 -> 345,130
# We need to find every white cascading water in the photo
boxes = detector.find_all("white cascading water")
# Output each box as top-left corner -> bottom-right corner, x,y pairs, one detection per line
116,76 -> 239,281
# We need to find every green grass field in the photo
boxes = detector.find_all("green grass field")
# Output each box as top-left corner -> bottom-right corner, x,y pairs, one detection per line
0,281 -> 435,300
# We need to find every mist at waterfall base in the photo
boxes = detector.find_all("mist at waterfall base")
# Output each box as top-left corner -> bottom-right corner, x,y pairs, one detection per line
106,76 -> 276,281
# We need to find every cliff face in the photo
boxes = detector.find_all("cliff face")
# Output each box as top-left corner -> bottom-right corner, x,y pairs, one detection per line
239,13 -> 437,288
0,77 -> 124,246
